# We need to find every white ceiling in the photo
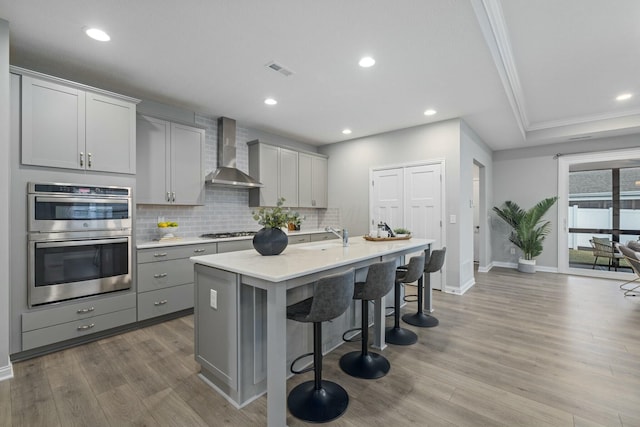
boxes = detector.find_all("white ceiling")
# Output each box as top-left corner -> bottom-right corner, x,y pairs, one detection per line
1,0 -> 638,151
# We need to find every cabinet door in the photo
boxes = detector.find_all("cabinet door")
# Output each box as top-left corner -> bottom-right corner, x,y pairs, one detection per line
136,115 -> 171,204
298,153 -> 313,208
256,144 -> 279,206
312,156 -> 328,208
171,123 -> 205,205
21,75 -> 85,170
279,147 -> 298,207
86,92 -> 137,174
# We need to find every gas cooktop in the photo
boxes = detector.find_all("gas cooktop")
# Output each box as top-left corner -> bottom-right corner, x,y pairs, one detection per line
201,231 -> 257,239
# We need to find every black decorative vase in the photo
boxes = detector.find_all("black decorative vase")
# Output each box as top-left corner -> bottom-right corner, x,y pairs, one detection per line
252,227 -> 288,256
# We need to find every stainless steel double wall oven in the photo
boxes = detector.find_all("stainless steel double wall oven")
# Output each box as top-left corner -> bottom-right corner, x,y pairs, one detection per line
28,182 -> 132,306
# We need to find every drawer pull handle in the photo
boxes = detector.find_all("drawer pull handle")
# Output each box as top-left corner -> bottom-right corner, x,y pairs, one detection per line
153,252 -> 168,257
193,249 -> 206,253
77,307 -> 95,314
153,273 -> 168,278
154,300 -> 168,306
77,323 -> 95,331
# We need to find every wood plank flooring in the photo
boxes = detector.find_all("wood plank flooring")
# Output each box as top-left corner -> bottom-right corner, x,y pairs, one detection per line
3,268 -> 640,426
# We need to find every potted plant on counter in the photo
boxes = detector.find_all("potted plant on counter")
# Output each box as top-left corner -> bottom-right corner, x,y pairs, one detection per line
493,197 -> 557,273
252,197 -> 296,255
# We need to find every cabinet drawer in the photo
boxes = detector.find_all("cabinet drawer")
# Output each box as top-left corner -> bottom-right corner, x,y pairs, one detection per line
138,258 -> 193,292
22,308 -> 137,351
137,283 -> 194,321
217,239 -> 253,253
310,232 -> 338,242
137,243 -> 217,263
22,292 -> 136,332
288,234 -> 310,245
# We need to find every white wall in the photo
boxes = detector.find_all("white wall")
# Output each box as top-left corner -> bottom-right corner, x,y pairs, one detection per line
460,121 -> 493,286
0,18 -> 13,381
492,134 -> 640,269
319,119 -> 470,292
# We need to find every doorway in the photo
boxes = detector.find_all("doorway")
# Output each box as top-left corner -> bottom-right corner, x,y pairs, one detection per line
370,160 -> 445,290
558,148 -> 640,279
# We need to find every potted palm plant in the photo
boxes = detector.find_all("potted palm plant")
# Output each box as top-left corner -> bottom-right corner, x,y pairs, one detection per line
493,197 -> 557,273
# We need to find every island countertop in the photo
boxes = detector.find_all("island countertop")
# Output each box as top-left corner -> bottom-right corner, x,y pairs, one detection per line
190,236 -> 432,282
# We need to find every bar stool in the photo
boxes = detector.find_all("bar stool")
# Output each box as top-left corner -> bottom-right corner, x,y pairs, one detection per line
403,247 -> 446,328
385,253 -> 425,346
287,268 -> 355,423
339,259 -> 398,379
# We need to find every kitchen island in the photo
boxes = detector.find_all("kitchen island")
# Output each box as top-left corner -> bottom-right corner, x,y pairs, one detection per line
191,236 -> 432,427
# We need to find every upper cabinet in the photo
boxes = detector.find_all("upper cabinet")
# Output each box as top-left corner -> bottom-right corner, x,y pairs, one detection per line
136,115 -> 205,205
18,70 -> 138,174
248,141 -> 299,207
298,152 -> 328,208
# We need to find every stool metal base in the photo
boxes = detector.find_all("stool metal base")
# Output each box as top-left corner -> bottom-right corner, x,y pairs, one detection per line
385,326 -> 417,346
287,380 -> 349,423
339,351 -> 390,379
402,312 -> 439,328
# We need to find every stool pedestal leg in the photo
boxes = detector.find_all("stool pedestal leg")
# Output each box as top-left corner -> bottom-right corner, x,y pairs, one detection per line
402,274 -> 439,328
288,322 -> 349,423
340,300 -> 391,379
385,281 -> 417,345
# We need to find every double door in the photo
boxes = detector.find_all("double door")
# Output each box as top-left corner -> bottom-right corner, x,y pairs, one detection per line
136,115 -> 205,205
371,162 -> 444,289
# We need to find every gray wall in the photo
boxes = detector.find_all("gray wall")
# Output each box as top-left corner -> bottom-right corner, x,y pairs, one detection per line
491,134 -> 640,269
319,119 -> 474,292
0,18 -> 11,380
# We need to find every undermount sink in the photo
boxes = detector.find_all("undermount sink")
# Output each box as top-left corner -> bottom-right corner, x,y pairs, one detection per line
298,242 -> 346,251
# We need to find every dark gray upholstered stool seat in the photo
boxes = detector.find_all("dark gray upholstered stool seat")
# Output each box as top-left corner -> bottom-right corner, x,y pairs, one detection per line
402,247 -> 446,328
385,253 -> 425,346
286,268 -> 355,423
339,260 -> 397,379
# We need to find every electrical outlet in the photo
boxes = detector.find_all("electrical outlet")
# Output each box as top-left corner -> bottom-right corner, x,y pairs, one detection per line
510,247 -> 516,255
210,289 -> 217,310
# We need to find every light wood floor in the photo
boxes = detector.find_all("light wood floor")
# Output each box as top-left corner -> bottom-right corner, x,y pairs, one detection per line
2,268 -> 640,427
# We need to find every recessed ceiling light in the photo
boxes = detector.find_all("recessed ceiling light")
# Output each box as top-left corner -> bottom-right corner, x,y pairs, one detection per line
342,129 -> 352,135
616,93 -> 633,101
85,27 -> 110,42
264,98 -> 278,105
424,109 -> 437,116
358,57 -> 375,68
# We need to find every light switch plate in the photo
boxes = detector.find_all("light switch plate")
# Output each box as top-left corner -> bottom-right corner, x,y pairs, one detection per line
449,215 -> 456,224
210,289 -> 217,310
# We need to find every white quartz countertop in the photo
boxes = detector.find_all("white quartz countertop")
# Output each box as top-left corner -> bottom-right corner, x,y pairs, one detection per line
190,236 -> 433,282
136,229 -> 333,249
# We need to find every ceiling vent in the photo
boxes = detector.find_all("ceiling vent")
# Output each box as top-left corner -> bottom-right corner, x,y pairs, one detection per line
265,61 -> 294,77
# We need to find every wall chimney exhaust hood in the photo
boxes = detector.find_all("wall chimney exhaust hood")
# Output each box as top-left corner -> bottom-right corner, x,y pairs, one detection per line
206,117 -> 263,188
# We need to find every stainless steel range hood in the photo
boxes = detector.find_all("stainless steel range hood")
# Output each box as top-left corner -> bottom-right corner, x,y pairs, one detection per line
205,117 -> 263,188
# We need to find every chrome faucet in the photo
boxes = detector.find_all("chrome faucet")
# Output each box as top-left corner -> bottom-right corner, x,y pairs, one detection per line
325,226 -> 349,247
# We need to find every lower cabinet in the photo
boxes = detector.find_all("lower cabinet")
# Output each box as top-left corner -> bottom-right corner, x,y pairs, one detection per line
21,292 -> 136,351
137,242 -> 217,321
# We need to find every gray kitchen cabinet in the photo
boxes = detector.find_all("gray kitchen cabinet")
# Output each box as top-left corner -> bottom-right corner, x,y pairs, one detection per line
248,141 -> 298,207
137,242 -> 216,320
18,70 -> 138,174
310,232 -> 338,242
298,152 -> 328,208
217,239 -> 254,253
136,115 -> 205,205
288,234 -> 311,245
21,292 -> 136,351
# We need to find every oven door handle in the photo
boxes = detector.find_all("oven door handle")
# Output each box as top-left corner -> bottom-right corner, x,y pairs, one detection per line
36,237 -> 129,249
34,196 -> 128,204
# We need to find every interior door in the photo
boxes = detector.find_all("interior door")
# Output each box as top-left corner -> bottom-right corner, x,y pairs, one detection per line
371,163 -> 444,290
371,168 -> 404,231
404,164 -> 443,290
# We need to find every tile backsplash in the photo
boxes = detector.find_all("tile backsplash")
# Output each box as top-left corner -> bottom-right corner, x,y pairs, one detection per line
135,112 -> 339,242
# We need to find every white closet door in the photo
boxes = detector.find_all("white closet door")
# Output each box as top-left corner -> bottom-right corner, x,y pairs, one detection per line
371,168 -> 404,230
404,163 -> 443,289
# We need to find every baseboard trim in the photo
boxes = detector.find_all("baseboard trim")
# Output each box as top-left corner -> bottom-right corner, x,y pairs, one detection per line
444,277 -> 475,295
0,360 -> 13,382
492,261 -> 557,273
477,262 -> 494,273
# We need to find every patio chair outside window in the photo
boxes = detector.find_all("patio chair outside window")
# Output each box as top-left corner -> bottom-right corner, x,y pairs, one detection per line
590,237 -> 623,271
